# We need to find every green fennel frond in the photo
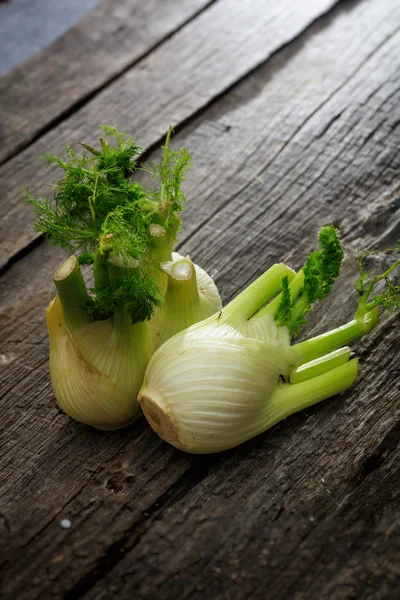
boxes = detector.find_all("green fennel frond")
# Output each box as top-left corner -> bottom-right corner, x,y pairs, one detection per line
101,207 -> 152,265
78,251 -> 95,266
356,250 -> 374,296
25,129 -> 145,253
356,248 -> 400,316
24,190 -> 95,250
277,225 -> 344,334
82,270 -> 164,323
278,231 -> 399,336
26,125 -> 192,323
373,278 -> 400,312
276,275 -> 293,326
122,272 -> 164,323
303,224 -> 344,303
97,126 -> 141,178
141,126 -> 192,221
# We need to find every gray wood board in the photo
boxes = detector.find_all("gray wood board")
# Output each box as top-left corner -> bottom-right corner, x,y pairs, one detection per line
0,0 -> 212,163
0,0 -> 340,269
0,0 -> 99,76
0,0 -> 399,597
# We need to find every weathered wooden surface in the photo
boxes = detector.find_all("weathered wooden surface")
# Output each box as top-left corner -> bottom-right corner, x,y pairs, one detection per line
0,0 -> 99,77
0,0 -> 399,598
0,0 -> 212,164
0,0 -> 339,269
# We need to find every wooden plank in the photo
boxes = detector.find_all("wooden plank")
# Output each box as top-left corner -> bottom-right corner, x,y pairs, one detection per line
0,0 -> 340,269
0,0 -> 99,77
0,0 -> 213,163
1,0 -> 400,596
82,403 -> 400,600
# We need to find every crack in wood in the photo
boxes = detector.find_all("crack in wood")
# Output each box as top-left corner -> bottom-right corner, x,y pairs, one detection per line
0,235 -> 44,276
178,2 -> 398,254
358,420 -> 400,484
0,511 -> 10,535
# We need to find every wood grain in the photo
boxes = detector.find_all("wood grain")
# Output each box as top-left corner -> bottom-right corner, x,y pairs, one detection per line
1,0 -> 399,597
0,0 -> 213,163
0,0 -> 339,269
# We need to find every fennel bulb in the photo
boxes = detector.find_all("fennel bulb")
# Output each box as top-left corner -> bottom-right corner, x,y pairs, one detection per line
26,125 -> 221,428
47,256 -> 153,429
139,227 -> 399,453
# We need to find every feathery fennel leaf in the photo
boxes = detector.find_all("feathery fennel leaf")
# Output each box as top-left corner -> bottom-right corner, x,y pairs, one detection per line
24,128 -> 145,253
25,125 -> 191,323
277,225 -> 344,334
357,249 -> 400,315
303,224 -> 344,303
141,126 -> 192,224
276,275 -> 293,325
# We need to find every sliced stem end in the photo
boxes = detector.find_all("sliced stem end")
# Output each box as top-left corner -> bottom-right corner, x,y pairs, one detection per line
139,394 -> 179,443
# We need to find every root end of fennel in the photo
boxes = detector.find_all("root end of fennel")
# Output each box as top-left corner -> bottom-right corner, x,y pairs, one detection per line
139,393 -> 179,443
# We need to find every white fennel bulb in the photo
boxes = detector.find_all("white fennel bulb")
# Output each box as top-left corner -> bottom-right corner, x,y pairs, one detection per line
139,263 -> 332,453
139,225 -> 393,453
47,256 -> 153,430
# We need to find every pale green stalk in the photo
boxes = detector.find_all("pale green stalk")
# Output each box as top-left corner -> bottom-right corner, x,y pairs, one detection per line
292,309 -> 379,365
289,347 -> 351,384
262,359 -> 359,431
53,256 -> 91,331
258,270 -> 305,319
150,255 -> 222,349
224,263 -> 297,322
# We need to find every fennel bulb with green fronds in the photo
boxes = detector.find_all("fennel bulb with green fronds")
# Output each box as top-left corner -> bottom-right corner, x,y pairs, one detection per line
27,126 -> 221,429
46,255 -> 155,429
139,226 -> 399,453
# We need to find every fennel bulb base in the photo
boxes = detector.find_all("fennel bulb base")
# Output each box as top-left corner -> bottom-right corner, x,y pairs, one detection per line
139,394 -> 179,444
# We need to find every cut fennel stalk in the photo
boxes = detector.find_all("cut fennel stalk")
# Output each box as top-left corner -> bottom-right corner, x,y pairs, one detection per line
150,252 -> 222,350
139,226 -> 399,454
